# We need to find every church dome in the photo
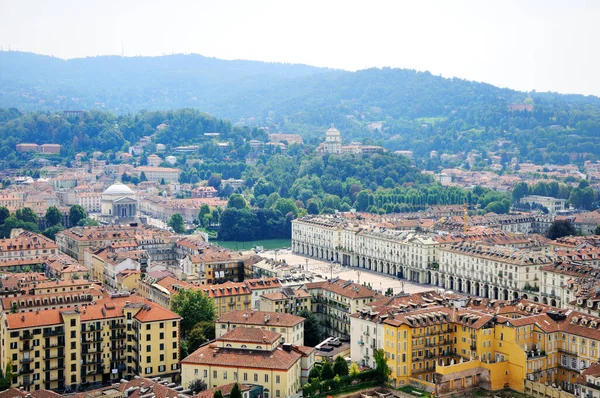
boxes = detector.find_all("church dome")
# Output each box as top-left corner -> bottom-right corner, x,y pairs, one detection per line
103,183 -> 134,196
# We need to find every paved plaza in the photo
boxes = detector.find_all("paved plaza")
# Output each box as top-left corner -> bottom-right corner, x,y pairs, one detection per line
262,248 -> 442,296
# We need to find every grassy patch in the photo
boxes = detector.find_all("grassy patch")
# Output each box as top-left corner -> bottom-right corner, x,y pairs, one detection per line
313,381 -> 382,398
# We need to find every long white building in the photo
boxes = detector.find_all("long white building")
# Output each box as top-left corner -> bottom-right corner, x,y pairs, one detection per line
292,215 -> 556,305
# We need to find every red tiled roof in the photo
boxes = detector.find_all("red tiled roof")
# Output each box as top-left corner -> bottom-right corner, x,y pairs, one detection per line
217,310 -> 304,327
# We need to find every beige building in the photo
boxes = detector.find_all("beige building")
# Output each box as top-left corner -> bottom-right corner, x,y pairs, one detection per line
306,278 -> 381,338
182,327 -> 314,398
260,288 -> 311,315
437,242 -> 555,302
133,166 -> 181,183
216,310 -> 305,345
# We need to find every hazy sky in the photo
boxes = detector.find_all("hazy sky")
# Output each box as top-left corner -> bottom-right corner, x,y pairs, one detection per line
1,0 -> 599,96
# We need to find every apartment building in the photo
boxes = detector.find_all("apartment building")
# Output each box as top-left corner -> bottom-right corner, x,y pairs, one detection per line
0,231 -> 58,261
86,247 -> 148,290
306,278 -> 381,338
215,310 -> 305,345
181,248 -> 245,284
0,279 -> 103,314
0,294 -> 181,392
181,327 -> 314,398
202,282 -> 252,317
44,254 -> 88,281
244,277 -> 282,309
55,225 -> 177,263
260,288 -> 311,315
376,293 -> 600,397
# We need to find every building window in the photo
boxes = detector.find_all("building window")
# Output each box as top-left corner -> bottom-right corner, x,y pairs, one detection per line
145,367 -> 153,374
224,372 -> 227,380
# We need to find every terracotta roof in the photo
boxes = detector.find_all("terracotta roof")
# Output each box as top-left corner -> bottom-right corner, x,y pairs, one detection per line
194,383 -> 254,398
306,279 -> 379,299
134,300 -> 181,323
201,281 -> 250,298
182,343 -> 301,370
217,310 -> 304,327
219,327 -> 281,344
0,387 -> 61,398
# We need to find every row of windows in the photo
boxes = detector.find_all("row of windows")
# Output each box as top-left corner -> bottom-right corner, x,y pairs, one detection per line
195,368 -> 282,384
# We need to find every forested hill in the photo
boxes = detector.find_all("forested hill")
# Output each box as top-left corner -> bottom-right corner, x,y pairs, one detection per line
2,51 -> 600,162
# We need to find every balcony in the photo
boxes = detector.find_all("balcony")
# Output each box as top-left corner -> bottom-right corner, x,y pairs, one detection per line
44,353 -> 64,360
110,333 -> 126,340
110,323 -> 126,330
83,337 -> 103,344
586,382 -> 600,392
527,350 -> 547,359
111,344 -> 126,351
43,330 -> 64,337
19,333 -> 33,340
19,345 -> 32,352
18,368 -> 34,375
21,357 -> 33,364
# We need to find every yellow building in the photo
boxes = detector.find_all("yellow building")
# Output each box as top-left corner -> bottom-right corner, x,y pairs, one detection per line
181,327 -> 315,398
0,294 -> 181,393
116,269 -> 141,291
201,281 -> 252,317
380,296 -> 600,397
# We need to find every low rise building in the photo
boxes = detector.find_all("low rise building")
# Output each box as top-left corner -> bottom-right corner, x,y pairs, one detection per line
216,310 -> 305,345
181,327 -> 314,398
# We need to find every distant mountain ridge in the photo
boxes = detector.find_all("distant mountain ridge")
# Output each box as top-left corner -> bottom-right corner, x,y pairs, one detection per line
2,51 -> 600,162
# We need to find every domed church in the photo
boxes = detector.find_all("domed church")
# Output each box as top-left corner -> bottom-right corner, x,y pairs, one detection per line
101,182 -> 138,220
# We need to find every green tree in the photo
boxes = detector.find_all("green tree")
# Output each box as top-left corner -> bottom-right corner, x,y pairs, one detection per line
207,174 -> 222,190
15,207 -> 38,223
139,171 -> 148,182
306,201 -> 320,215
272,198 -> 299,216
349,362 -> 360,376
320,361 -> 335,380
512,182 -> 529,202
168,213 -> 186,234
171,289 -> 216,335
187,321 -> 215,353
69,205 -> 87,226
299,309 -> 323,347
547,220 -> 577,240
374,348 -> 391,382
213,390 -> 224,398
308,366 -> 321,381
594,225 -> 600,235
187,379 -> 208,394
230,383 -> 242,398
333,355 -> 349,376
227,194 -> 247,209
0,207 -> 9,225
42,224 -> 65,240
45,206 -> 62,226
